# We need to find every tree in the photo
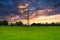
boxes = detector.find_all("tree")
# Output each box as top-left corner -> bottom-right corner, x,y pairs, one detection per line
10,23 -> 15,26
15,21 -> 23,26
31,23 -> 37,26
51,22 -> 55,26
19,21 -> 23,25
0,21 -> 3,25
2,20 -> 8,26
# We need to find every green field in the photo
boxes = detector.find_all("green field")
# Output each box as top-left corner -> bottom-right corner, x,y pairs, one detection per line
0,26 -> 60,40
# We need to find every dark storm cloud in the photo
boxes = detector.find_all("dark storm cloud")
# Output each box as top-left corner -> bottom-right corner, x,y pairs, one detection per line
0,0 -> 20,15
0,0 -> 60,21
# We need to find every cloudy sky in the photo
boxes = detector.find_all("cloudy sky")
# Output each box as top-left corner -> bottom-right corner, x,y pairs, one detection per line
0,0 -> 60,24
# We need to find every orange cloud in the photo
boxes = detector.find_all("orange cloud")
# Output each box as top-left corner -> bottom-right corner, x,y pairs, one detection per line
9,14 -> 60,25
9,8 -> 59,25
20,8 -> 59,24
29,8 -> 54,19
19,14 -> 60,24
28,14 -> 60,24
35,8 -> 53,16
18,3 -> 29,9
18,3 -> 29,14
19,9 -> 24,13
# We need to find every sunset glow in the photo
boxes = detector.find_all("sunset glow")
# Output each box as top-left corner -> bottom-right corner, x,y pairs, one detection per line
0,0 -> 60,24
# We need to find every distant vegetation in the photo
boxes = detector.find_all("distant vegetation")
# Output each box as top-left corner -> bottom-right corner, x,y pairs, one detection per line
0,20 -> 60,26
0,20 -> 8,26
31,23 -> 60,26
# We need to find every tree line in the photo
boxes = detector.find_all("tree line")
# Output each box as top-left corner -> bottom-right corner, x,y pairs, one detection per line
0,20 -> 60,26
0,20 -> 23,26
31,23 -> 60,26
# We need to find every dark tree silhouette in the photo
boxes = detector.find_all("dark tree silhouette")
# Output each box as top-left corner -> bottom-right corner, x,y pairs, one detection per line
2,20 -> 8,26
51,22 -> 55,26
31,23 -> 37,26
31,23 -> 43,26
10,23 -> 15,26
19,21 -> 23,25
15,21 -> 23,26
0,21 -> 3,25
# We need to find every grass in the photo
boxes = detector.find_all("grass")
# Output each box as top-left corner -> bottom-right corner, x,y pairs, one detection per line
0,26 -> 60,40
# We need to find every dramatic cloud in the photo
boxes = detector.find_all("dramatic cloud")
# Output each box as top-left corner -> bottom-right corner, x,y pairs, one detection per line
0,0 -> 60,24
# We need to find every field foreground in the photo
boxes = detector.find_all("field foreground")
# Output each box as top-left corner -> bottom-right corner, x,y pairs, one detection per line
0,26 -> 60,40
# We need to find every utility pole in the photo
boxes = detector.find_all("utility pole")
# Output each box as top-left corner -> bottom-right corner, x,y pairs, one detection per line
27,2 -> 30,26
27,10 -> 29,26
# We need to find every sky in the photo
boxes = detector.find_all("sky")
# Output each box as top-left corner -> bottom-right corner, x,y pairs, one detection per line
0,0 -> 60,24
